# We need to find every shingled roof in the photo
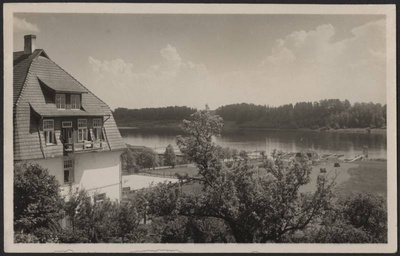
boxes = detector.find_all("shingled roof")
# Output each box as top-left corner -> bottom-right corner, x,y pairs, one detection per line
13,49 -> 49,106
13,48 -> 126,161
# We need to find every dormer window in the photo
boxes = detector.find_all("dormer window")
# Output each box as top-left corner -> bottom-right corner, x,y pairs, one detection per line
71,94 -> 81,110
56,94 -> 66,109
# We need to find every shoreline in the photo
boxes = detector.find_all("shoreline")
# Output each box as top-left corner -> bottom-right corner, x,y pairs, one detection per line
118,127 -> 140,130
117,123 -> 386,135
224,127 -> 386,135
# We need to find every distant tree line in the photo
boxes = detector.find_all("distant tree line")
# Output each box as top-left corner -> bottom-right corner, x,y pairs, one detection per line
113,106 -> 197,122
215,99 -> 386,129
113,100 -> 386,130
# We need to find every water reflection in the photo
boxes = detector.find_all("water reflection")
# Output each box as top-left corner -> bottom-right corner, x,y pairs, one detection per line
119,128 -> 387,159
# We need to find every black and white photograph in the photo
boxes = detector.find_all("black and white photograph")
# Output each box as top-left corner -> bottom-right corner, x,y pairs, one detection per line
3,3 -> 397,253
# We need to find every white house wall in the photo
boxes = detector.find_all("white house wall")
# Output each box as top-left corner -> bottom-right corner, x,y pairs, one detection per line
23,150 -> 122,202
73,151 -> 122,201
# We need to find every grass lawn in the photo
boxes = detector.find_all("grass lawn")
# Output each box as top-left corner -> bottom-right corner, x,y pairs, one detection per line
334,160 -> 387,198
140,160 -> 387,199
299,161 -> 354,194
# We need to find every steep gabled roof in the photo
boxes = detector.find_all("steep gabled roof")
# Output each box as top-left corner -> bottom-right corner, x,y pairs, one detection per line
13,50 -> 126,161
13,49 -> 49,106
36,56 -> 89,94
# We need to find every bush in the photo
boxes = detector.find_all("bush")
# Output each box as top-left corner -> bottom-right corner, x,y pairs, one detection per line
136,148 -> 159,170
161,217 -> 189,243
292,193 -> 388,243
342,193 -> 387,242
121,147 -> 159,172
14,232 -> 40,243
121,149 -> 139,174
62,189 -> 145,243
164,144 -> 177,168
14,163 -> 64,234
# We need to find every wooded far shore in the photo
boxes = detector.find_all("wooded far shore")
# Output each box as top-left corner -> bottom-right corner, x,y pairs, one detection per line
113,99 -> 386,135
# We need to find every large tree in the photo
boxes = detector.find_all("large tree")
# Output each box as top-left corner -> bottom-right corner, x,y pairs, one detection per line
145,110 -> 336,243
14,163 -> 64,235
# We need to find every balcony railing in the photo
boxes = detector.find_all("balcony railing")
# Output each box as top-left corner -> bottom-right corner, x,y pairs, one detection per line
64,140 -> 104,153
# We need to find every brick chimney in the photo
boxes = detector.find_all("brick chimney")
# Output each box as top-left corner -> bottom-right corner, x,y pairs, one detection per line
24,34 -> 36,55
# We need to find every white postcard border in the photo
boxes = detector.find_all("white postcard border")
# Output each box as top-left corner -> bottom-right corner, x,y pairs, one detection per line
3,3 -> 397,253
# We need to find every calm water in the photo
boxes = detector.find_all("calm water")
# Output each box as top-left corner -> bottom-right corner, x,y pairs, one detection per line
119,128 -> 387,159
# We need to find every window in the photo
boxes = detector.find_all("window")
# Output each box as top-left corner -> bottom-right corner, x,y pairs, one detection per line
63,159 -> 74,184
78,119 -> 87,141
62,121 -> 73,144
56,94 -> 66,109
93,119 -> 103,140
71,94 -> 81,110
62,121 -> 72,128
94,193 -> 106,204
43,119 -> 55,145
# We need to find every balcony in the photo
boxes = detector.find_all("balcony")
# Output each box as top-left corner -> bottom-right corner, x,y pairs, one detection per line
64,140 -> 104,153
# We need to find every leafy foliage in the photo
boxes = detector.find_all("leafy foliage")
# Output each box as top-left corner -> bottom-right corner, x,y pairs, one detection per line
289,193 -> 387,243
164,144 -> 177,168
176,110 -> 224,186
136,148 -> 159,170
121,147 -> 159,172
60,189 -> 145,243
14,163 -> 64,234
158,216 -> 234,243
121,149 -> 139,174
341,193 -> 387,242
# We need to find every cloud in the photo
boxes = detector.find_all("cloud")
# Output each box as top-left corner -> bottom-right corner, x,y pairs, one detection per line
88,19 -> 386,110
14,17 -> 40,33
218,19 -> 386,106
88,45 -> 223,109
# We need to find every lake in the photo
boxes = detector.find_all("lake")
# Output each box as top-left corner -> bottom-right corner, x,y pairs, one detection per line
119,128 -> 387,159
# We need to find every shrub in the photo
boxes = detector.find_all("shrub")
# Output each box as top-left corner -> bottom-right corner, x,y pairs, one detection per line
14,163 -> 64,234
292,193 -> 388,243
164,144 -> 177,168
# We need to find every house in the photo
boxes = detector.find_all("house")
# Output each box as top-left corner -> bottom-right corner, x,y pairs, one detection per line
13,35 -> 126,202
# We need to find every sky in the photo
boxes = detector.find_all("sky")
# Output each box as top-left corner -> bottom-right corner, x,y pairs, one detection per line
13,13 -> 386,110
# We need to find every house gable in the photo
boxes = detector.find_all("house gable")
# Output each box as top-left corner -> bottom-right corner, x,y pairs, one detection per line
14,51 -> 126,161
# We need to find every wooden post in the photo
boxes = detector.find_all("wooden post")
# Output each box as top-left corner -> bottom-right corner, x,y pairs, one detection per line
363,146 -> 369,159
